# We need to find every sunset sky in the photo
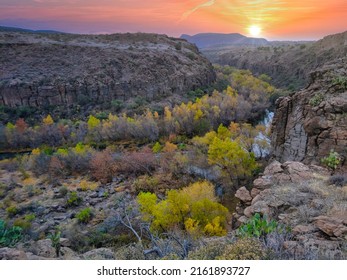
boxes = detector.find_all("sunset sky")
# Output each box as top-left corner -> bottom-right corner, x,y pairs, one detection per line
0,0 -> 346,40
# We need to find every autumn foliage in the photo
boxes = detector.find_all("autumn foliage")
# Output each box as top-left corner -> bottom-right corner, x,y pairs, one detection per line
90,149 -> 116,183
137,181 -> 229,237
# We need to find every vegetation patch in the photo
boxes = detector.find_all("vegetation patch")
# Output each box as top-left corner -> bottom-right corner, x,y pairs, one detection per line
321,150 -> 341,170
309,92 -> 324,107
0,220 -> 23,247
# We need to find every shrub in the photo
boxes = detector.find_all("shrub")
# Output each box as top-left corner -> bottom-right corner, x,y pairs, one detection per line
114,243 -> 145,260
138,181 -> 229,236
0,183 -> 6,199
162,142 -> 177,153
174,42 -> 182,51
48,228 -> 61,257
58,186 -> 68,197
237,213 -> 281,238
188,239 -> 227,260
79,179 -> 99,191
66,191 -> 82,207
152,142 -> 162,153
48,156 -> 65,178
6,205 -> 18,217
321,150 -> 341,170
30,153 -> 50,176
332,76 -> 347,90
309,93 -> 324,107
0,220 -> 22,247
76,208 -> 93,224
90,149 -> 115,183
111,100 -> 123,111
13,214 -> 35,231
117,149 -> 157,176
133,175 -> 160,193
328,174 -> 347,187
217,238 -> 267,260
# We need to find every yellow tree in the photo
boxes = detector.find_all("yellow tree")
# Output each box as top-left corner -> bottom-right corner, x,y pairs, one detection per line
137,181 -> 229,237
208,137 -> 257,187
43,114 -> 54,125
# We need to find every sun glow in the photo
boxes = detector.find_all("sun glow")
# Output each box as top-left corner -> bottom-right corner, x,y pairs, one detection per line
248,25 -> 262,37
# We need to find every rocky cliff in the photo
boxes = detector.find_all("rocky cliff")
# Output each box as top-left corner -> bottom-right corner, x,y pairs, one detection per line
271,61 -> 347,167
0,32 -> 215,113
203,30 -> 347,90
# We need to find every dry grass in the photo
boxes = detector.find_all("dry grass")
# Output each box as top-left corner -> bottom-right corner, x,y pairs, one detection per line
79,179 -> 99,191
272,178 -> 347,226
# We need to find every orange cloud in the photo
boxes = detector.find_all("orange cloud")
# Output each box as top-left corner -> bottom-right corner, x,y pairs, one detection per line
0,0 -> 346,39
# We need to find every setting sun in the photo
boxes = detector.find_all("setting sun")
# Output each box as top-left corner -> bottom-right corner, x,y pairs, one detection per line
248,25 -> 262,37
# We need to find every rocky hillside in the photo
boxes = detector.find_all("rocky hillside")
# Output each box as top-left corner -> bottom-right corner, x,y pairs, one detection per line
203,30 -> 347,90
0,31 -> 215,117
181,33 -> 270,49
271,61 -> 347,168
234,161 -> 347,259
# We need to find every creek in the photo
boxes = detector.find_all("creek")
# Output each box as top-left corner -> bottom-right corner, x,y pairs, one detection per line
252,110 -> 274,158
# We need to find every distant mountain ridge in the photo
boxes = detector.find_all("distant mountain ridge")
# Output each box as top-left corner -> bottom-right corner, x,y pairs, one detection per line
180,33 -> 270,48
202,30 -> 347,89
0,25 -> 63,34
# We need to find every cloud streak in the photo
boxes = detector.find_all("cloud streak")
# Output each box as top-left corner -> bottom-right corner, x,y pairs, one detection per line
179,0 -> 215,22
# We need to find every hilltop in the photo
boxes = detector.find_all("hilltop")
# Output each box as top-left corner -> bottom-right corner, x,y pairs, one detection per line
181,33 -> 270,49
0,26 -> 63,34
202,30 -> 347,90
0,31 -> 215,121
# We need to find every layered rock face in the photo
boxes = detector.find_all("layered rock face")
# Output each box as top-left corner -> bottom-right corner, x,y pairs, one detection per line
0,32 -> 215,109
271,62 -> 347,167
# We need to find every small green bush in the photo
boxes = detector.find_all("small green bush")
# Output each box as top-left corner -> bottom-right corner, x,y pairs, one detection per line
48,228 -> 61,257
13,214 -> 35,231
0,220 -> 22,247
237,213 -> 280,238
152,142 -> 162,153
66,191 -> 82,207
309,93 -> 324,107
6,205 -> 18,217
58,186 -> 68,197
174,42 -> 182,51
321,150 -> 341,170
332,76 -> 347,90
76,208 -> 92,223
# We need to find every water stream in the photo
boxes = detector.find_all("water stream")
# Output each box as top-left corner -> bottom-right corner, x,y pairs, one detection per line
252,110 -> 274,158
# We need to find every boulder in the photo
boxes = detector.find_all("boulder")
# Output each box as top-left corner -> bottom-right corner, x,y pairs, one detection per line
235,187 -> 252,203
0,248 -> 28,260
253,177 -> 273,190
263,160 -> 283,175
30,239 -> 79,259
292,224 -> 317,235
82,248 -> 115,260
313,216 -> 347,239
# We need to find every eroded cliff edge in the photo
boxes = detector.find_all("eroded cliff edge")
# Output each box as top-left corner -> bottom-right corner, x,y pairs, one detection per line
0,32 -> 215,111
271,61 -> 347,167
